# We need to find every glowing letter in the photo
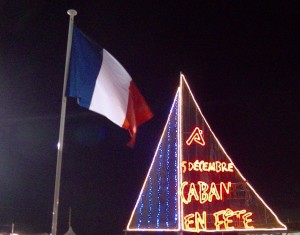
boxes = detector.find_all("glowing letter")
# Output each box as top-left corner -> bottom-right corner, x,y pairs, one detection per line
220,182 -> 232,199
214,208 -> 235,230
198,181 -> 209,204
232,209 -> 246,228
184,214 -> 196,232
214,210 -> 225,230
208,182 -> 220,202
180,181 -> 189,204
216,161 -> 222,172
187,183 -> 199,203
188,162 -> 194,171
228,163 -> 234,172
182,161 -> 187,173
243,212 -> 254,229
208,162 -> 216,171
195,211 -> 207,231
224,209 -> 234,229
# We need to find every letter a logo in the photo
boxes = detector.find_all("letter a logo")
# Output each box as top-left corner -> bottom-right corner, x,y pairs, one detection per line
186,127 -> 205,146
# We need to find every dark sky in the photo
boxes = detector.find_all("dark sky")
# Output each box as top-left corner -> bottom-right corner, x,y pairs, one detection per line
0,1 -> 299,234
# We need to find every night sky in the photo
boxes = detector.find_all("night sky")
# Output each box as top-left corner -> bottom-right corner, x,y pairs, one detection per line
0,1 -> 299,234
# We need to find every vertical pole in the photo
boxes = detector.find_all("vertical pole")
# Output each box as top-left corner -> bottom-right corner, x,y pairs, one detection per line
51,9 -> 77,235
177,73 -> 184,235
68,207 -> 72,227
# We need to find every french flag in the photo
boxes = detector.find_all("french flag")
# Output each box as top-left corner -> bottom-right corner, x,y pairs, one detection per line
67,26 -> 153,146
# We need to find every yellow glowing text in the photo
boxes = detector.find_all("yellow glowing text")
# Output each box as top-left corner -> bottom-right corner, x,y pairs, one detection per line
184,212 -> 207,232
183,209 -> 253,232
181,160 -> 234,174
180,181 -> 232,204
213,208 -> 254,230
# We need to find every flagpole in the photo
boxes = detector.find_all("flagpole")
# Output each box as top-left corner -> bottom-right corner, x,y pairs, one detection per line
51,9 -> 77,235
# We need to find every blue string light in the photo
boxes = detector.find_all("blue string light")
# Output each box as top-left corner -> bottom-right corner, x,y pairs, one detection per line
129,94 -> 179,230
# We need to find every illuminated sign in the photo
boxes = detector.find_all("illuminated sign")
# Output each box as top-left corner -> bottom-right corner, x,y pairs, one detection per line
126,74 -> 287,233
180,126 -> 254,231
180,126 -> 256,232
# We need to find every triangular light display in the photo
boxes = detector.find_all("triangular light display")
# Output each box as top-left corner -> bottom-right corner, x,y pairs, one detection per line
126,74 -> 287,233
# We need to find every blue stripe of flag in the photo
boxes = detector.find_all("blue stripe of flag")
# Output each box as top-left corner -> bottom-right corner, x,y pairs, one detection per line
67,26 -> 103,109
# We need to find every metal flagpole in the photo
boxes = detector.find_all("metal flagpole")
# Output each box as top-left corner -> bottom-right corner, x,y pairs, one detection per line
68,207 -> 72,227
51,9 -> 77,235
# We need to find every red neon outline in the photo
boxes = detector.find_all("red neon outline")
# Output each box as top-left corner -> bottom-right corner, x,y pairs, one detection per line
186,127 -> 205,146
